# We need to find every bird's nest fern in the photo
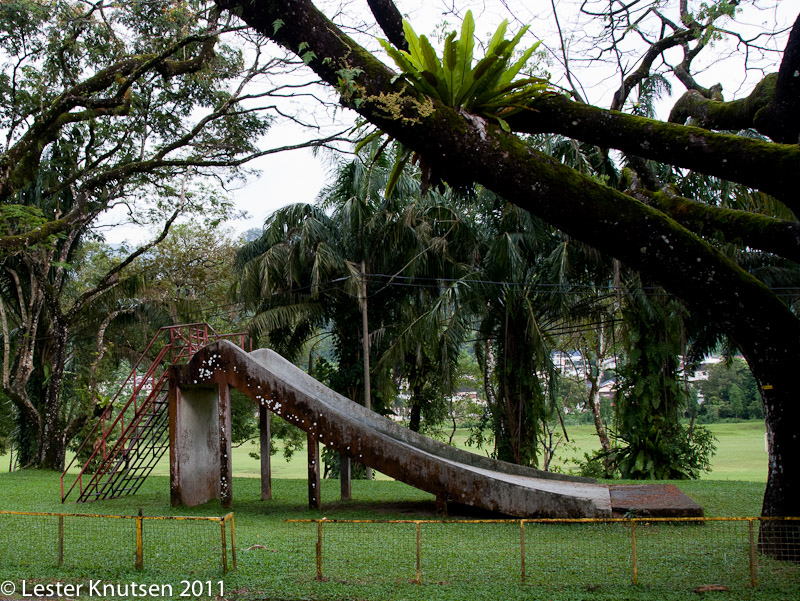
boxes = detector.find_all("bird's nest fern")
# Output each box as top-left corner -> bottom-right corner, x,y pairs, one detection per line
379,10 -> 552,131
369,11 -> 554,195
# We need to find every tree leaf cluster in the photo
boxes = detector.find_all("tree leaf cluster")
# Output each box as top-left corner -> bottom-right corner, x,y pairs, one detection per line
379,10 -> 552,130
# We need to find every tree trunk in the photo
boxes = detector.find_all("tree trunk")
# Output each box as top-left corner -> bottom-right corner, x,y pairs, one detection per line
746,348 -> 800,558
359,260 -> 372,480
585,373 -> 611,455
38,317 -> 68,471
408,401 -> 421,433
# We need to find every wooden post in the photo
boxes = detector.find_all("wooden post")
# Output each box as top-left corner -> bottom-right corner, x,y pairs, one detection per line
340,453 -> 351,501
135,509 -> 143,571
307,433 -> 321,510
259,405 -> 272,500
520,520 -> 526,583
630,520 -> 638,585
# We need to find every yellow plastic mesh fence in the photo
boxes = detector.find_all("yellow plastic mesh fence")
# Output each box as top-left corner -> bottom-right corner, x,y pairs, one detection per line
0,512 -> 232,575
284,518 -> 800,591
757,520 -> 800,587
524,521 -> 630,586
287,521 -> 419,584
137,518 -> 225,576
60,515 -> 136,572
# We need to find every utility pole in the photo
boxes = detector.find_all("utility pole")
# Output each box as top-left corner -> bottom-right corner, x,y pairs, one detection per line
360,260 -> 373,480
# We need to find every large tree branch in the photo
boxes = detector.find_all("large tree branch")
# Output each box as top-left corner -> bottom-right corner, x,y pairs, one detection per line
218,0 -> 800,359
668,73 -> 776,130
512,94 -> 800,208
751,11 -> 800,143
638,190 -> 800,263
366,0 -> 408,52
0,198 -> 87,255
669,12 -> 800,144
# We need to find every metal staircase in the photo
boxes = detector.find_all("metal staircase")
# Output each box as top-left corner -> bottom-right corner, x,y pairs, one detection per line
61,324 -> 248,503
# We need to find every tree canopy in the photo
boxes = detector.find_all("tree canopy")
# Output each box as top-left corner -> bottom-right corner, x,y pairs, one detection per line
216,0 -> 800,541
0,0 -> 342,469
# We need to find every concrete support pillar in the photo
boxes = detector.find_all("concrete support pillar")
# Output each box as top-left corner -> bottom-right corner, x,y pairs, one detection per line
259,404 -> 272,500
170,384 -> 222,507
436,493 -> 448,517
307,432 -> 321,510
340,452 -> 351,501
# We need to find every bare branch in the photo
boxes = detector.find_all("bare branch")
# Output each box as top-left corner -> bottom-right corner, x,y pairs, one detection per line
551,0 -> 585,103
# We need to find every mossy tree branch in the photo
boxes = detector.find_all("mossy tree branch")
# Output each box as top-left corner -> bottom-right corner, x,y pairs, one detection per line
512,94 -> 800,208
668,13 -> 800,144
639,190 -> 800,263
668,73 -> 776,130
219,0 -> 798,345
0,204 -> 85,256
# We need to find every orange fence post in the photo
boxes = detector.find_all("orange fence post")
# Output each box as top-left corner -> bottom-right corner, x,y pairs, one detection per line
135,509 -> 144,570
749,519 -> 758,588
415,521 -> 421,585
221,518 -> 228,574
316,520 -> 323,581
228,513 -> 237,570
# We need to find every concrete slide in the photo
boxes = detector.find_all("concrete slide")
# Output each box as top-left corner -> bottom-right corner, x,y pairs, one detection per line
176,340 -> 612,518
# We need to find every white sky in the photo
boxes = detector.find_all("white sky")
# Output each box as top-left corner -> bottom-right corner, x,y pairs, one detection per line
102,0 -> 797,245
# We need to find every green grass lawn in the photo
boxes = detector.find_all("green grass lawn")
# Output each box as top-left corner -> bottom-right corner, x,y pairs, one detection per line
0,470 -> 795,601
142,420 -> 768,482
0,421 -> 787,601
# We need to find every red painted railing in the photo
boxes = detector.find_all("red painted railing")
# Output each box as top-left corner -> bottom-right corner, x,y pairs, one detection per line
61,323 -> 249,503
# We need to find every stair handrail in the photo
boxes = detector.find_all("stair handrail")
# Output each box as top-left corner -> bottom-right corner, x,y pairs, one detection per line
75,369 -> 172,501
61,343 -> 172,501
62,323 -> 217,484
61,323 -> 250,502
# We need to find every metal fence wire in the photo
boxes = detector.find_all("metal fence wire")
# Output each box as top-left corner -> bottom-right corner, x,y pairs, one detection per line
0,511 -> 236,575
285,517 -> 800,591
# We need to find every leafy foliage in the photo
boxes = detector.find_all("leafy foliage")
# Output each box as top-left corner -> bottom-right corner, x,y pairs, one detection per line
379,10 -> 552,131
0,0 -> 274,469
610,420 -> 716,480
598,283 -> 716,479
696,358 -> 762,421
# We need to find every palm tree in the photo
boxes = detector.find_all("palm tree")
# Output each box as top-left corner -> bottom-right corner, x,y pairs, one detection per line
389,189 -> 589,467
235,143 -> 473,427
